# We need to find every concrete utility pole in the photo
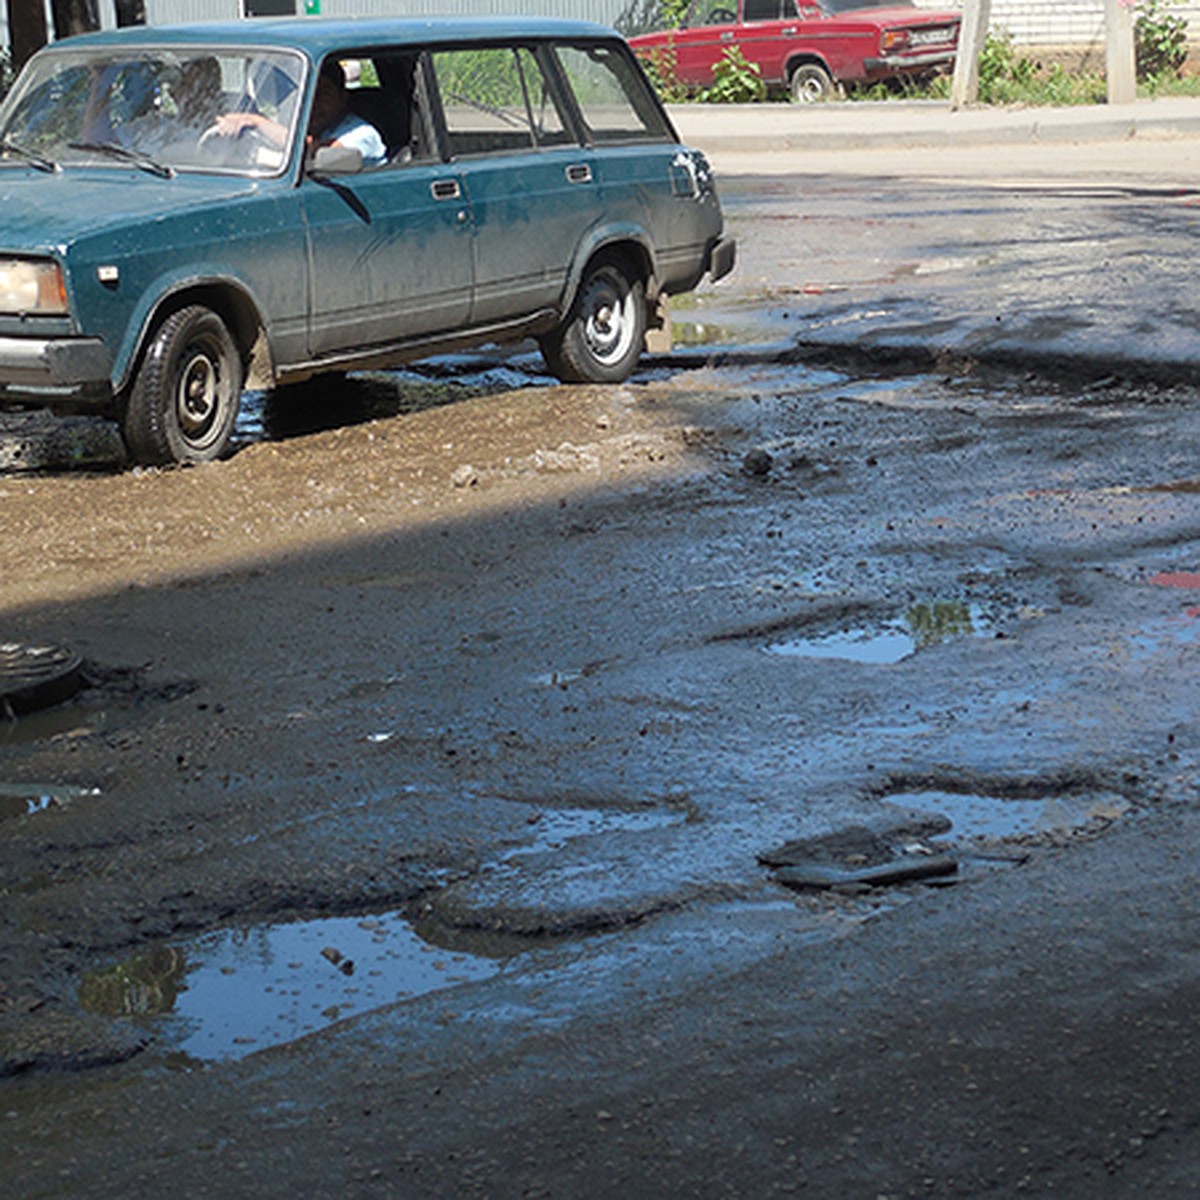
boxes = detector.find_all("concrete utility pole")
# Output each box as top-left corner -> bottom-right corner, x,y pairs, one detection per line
948,0 -> 991,110
1105,0 -> 1137,104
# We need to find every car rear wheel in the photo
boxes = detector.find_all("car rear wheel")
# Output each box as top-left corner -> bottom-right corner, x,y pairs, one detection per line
790,63 -> 834,103
122,305 -> 243,466
540,253 -> 646,384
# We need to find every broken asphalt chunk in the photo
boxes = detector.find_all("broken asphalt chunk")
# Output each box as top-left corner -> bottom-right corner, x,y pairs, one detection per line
774,855 -> 958,891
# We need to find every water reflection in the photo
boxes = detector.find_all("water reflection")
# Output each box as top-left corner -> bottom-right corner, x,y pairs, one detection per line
0,781 -> 100,819
79,911 -> 502,1061
765,600 -> 979,664
886,789 -> 1129,844
79,947 -> 187,1017
907,600 -> 975,649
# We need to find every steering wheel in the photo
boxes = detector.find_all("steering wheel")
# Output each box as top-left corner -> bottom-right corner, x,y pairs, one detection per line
707,7 -> 736,22
198,121 -> 273,162
197,123 -> 225,151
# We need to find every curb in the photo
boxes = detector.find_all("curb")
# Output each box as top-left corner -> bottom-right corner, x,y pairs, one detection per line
667,100 -> 1200,152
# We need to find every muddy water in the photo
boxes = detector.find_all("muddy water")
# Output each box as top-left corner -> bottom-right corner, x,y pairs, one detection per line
79,911 -> 501,1061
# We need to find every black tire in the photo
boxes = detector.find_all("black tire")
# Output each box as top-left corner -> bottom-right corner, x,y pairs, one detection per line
540,253 -> 646,384
789,63 -> 834,103
122,305 -> 243,466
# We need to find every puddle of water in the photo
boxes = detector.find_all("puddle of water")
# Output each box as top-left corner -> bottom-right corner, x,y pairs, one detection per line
885,790 -> 1129,845
80,910 -> 503,1062
765,627 -> 916,665
764,601 -> 982,664
0,697 -> 116,746
0,781 -> 100,820
78,806 -> 691,1060
500,806 -> 686,863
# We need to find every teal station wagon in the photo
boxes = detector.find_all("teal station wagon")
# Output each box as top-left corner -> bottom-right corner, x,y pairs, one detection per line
0,17 -> 734,464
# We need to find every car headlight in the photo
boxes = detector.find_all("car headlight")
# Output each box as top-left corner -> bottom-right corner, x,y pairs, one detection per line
0,259 -> 68,315
881,30 -> 911,53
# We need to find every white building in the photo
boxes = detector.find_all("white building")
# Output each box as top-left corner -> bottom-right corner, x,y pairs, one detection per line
5,1 -> 1200,58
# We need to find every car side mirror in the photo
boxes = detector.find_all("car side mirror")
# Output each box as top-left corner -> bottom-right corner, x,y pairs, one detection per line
308,145 -> 364,176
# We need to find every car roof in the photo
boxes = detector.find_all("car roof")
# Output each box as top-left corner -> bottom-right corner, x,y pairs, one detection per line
40,16 -> 621,60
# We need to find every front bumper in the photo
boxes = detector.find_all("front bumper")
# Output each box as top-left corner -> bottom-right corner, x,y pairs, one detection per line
863,50 -> 957,74
0,335 -> 112,409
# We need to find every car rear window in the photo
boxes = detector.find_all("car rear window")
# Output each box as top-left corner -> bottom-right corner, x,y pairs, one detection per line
431,45 -> 572,157
553,42 -> 671,145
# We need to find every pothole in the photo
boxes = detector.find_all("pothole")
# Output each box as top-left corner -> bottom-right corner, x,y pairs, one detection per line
78,910 -> 505,1062
0,694 -> 121,746
884,789 -> 1131,849
0,661 -> 195,745
761,785 -> 1131,897
495,805 -> 688,864
764,600 -> 983,664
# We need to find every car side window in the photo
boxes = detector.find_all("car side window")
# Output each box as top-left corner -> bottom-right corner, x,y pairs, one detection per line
339,52 -> 432,167
554,43 -> 672,145
430,45 -> 571,158
744,0 -> 780,21
682,0 -> 743,28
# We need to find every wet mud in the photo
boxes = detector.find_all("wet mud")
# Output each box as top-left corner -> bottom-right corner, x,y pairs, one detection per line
5,145 -> 1200,1196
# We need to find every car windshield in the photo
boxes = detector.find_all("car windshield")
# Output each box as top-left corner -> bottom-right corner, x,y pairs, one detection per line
0,45 -> 305,176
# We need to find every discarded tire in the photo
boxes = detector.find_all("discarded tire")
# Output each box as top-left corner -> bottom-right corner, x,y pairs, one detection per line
0,642 -> 84,715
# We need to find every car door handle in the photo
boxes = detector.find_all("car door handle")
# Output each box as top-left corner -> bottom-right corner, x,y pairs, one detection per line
783,26 -> 798,35
565,163 -> 592,185
431,179 -> 461,201
720,31 -> 735,41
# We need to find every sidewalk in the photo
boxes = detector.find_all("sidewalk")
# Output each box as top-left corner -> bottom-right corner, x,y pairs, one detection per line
667,94 -> 1200,152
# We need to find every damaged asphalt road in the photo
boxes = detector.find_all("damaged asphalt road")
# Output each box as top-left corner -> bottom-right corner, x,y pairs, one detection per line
4,134 -> 1200,1195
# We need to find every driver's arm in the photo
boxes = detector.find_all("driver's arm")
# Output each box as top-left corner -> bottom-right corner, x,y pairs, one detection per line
211,111 -> 288,147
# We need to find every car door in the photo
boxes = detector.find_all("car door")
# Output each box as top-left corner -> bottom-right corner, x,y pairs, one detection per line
735,0 -> 799,84
553,39 -> 724,297
427,43 -> 599,326
669,0 -> 745,85
302,52 -> 472,358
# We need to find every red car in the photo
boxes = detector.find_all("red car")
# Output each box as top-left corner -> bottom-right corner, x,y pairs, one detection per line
629,0 -> 961,102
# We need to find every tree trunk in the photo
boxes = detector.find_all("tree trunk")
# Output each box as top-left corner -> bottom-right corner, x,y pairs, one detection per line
7,0 -> 49,73
49,0 -> 101,40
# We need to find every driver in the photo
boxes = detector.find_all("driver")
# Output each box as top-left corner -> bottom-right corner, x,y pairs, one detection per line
211,59 -> 385,167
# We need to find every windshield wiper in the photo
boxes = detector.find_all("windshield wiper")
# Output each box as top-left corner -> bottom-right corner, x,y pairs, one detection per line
67,140 -> 175,179
0,138 -> 58,173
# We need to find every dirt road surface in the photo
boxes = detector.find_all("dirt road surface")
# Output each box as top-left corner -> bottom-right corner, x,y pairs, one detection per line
4,127 -> 1200,1197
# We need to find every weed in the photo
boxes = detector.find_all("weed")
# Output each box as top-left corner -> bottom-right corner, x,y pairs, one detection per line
1136,0 -> 1189,80
698,46 -> 767,104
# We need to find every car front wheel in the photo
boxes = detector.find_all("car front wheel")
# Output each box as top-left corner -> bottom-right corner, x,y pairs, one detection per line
122,305 -> 243,466
540,253 -> 646,384
790,63 -> 834,103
